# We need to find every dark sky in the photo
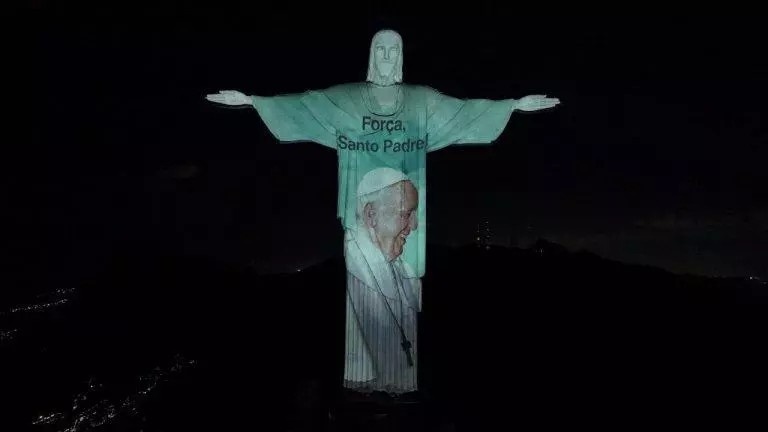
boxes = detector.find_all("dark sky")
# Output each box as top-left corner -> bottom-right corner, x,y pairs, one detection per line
11,6 -> 767,284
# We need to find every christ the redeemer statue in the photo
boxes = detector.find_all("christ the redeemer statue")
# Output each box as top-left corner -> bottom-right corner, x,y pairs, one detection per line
206,29 -> 560,396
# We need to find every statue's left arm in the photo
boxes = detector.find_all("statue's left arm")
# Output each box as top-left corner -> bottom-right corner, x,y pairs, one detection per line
424,87 -> 559,153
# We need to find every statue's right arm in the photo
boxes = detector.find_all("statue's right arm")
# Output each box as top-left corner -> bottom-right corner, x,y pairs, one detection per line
205,90 -> 253,105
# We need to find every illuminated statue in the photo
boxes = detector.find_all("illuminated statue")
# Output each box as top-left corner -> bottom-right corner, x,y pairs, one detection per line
206,29 -> 560,395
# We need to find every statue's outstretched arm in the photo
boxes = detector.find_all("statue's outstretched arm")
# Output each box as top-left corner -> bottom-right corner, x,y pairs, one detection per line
424,88 -> 561,152
514,95 -> 560,111
205,90 -> 252,106
205,88 -> 338,148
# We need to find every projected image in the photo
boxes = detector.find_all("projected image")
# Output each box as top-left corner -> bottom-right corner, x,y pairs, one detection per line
343,167 -> 421,394
353,167 -> 418,263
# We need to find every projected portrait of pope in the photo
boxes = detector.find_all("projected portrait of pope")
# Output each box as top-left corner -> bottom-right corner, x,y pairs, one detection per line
357,169 -> 419,262
343,168 -> 422,394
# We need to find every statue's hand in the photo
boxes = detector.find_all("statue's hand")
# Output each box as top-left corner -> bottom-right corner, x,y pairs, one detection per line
516,95 -> 560,112
205,90 -> 251,106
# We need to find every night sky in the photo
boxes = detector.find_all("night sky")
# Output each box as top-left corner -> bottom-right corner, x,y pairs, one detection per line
12,7 -> 767,285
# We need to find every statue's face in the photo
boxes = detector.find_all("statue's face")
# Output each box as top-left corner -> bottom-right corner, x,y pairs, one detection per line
372,32 -> 401,80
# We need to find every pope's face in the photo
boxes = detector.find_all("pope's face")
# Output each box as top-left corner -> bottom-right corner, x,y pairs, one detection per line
373,33 -> 401,79
367,180 -> 418,261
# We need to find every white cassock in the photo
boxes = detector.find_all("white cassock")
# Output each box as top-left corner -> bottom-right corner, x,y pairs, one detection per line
342,227 -> 422,394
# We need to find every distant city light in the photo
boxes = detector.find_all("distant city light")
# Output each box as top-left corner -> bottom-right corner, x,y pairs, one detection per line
475,219 -> 491,248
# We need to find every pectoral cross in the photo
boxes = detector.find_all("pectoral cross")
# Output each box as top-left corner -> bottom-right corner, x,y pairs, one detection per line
400,332 -> 414,367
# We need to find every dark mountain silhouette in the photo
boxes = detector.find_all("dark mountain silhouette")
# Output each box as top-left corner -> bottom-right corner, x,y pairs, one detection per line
3,241 -> 767,430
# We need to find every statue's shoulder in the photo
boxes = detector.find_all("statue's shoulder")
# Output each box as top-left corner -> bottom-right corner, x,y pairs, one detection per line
324,83 -> 439,93
407,83 -> 431,91
403,84 -> 443,102
322,82 -> 365,94
308,82 -> 364,103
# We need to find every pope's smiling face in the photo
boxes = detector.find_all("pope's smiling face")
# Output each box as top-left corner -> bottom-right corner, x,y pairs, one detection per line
364,180 -> 419,261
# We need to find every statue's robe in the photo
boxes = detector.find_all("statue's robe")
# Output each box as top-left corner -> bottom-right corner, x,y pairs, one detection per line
252,83 -> 517,392
342,227 -> 421,393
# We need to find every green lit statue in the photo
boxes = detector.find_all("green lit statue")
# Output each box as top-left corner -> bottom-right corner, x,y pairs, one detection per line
206,29 -> 559,395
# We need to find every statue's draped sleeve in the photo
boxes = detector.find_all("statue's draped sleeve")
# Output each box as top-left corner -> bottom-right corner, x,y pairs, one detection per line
424,87 -> 518,152
252,89 -> 358,149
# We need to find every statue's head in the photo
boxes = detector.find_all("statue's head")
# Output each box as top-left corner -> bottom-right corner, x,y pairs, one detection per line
366,29 -> 403,86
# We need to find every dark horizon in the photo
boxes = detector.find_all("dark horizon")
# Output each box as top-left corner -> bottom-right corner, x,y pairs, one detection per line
4,219 -> 767,430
